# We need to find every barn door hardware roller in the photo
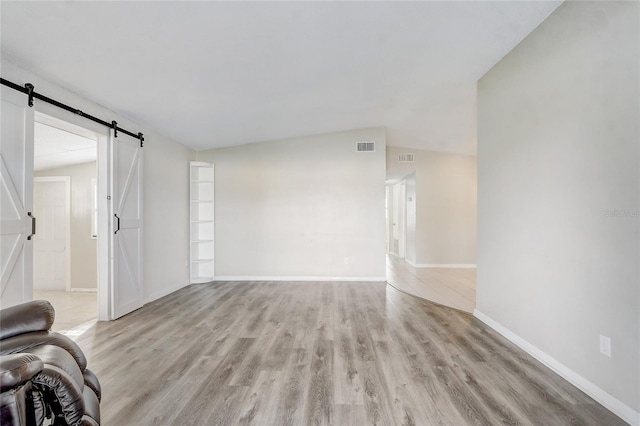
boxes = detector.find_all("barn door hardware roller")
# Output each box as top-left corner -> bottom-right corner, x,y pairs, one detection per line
1,77 -> 145,147
25,83 -> 34,107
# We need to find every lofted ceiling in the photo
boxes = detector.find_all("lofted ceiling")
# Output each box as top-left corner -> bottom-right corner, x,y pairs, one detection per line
1,1 -> 561,155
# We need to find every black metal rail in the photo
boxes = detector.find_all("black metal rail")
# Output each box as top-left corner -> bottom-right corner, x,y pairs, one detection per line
1,77 -> 144,147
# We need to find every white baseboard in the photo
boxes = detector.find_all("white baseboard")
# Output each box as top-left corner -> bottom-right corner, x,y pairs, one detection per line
144,282 -> 189,304
405,260 -> 477,268
69,288 -> 97,292
214,276 -> 387,282
474,309 -> 639,426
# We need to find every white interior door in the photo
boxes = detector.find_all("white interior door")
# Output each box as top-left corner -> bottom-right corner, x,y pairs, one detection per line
392,182 -> 406,259
0,87 -> 34,308
398,182 -> 406,259
33,177 -> 70,291
110,130 -> 143,319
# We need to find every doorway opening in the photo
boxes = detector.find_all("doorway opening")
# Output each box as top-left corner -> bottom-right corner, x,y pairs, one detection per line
32,114 -> 99,337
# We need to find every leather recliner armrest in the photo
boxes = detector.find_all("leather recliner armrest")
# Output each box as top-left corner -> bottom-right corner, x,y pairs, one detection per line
0,354 -> 45,426
31,364 -> 85,426
0,354 -> 44,392
1,332 -> 88,372
0,301 -> 55,340
82,369 -> 101,401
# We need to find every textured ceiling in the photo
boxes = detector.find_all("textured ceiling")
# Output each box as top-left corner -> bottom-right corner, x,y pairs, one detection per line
1,1 -> 561,155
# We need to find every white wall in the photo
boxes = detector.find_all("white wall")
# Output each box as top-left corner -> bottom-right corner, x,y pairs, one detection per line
197,127 -> 387,280
35,162 -> 97,290
386,147 -> 477,266
477,1 -> 639,421
143,135 -> 194,301
1,58 -> 196,305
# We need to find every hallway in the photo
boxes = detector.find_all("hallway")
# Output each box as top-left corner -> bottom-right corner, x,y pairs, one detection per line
386,255 -> 475,313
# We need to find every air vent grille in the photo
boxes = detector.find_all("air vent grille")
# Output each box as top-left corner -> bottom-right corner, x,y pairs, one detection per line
398,153 -> 414,162
356,141 -> 375,152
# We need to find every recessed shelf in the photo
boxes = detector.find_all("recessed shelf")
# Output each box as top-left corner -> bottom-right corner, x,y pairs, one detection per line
190,161 -> 215,284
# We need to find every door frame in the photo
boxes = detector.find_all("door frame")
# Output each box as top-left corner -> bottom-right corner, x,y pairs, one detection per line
33,109 -> 110,321
33,176 -> 71,291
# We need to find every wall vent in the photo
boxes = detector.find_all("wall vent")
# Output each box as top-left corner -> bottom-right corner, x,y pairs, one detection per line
356,141 -> 375,152
398,153 -> 414,162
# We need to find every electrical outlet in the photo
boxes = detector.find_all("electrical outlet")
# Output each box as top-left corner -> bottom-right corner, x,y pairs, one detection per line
185,260 -> 189,268
343,257 -> 350,265
599,335 -> 611,357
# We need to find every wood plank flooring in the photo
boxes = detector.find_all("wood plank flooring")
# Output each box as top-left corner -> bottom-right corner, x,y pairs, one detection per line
75,281 -> 624,425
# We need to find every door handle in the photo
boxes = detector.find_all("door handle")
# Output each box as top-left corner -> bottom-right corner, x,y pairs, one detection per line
27,212 -> 36,240
114,213 -> 121,234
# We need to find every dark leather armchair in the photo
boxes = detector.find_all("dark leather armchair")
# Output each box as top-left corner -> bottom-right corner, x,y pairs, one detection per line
0,300 -> 101,426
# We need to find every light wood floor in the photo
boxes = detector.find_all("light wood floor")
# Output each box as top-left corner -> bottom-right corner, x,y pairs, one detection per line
386,256 -> 476,313
74,281 -> 623,425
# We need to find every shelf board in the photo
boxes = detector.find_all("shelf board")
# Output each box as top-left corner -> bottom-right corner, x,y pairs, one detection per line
191,200 -> 214,203
191,258 -> 213,263
191,220 -> 214,223
191,239 -> 213,243
191,179 -> 214,183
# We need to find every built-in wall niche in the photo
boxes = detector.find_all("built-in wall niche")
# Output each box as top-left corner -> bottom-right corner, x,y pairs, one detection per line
189,162 -> 214,283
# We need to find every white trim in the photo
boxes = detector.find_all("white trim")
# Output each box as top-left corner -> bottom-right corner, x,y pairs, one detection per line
33,111 -> 110,322
406,259 -> 477,268
144,282 -> 189,304
33,176 -> 71,292
90,177 -> 97,239
473,309 -> 639,426
69,288 -> 97,293
96,133 -> 109,321
214,276 -> 388,282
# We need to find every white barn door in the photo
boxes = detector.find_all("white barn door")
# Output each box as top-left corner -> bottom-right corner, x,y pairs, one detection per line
0,87 -> 34,308
110,130 -> 143,319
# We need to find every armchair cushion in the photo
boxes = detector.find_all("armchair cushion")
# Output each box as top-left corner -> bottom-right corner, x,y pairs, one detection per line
0,354 -> 46,426
82,386 -> 100,424
82,369 -> 101,402
1,331 -> 88,371
26,345 -> 84,388
0,354 -> 43,392
31,364 -> 85,426
0,300 -> 100,425
0,301 -> 54,340
0,383 -> 34,426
